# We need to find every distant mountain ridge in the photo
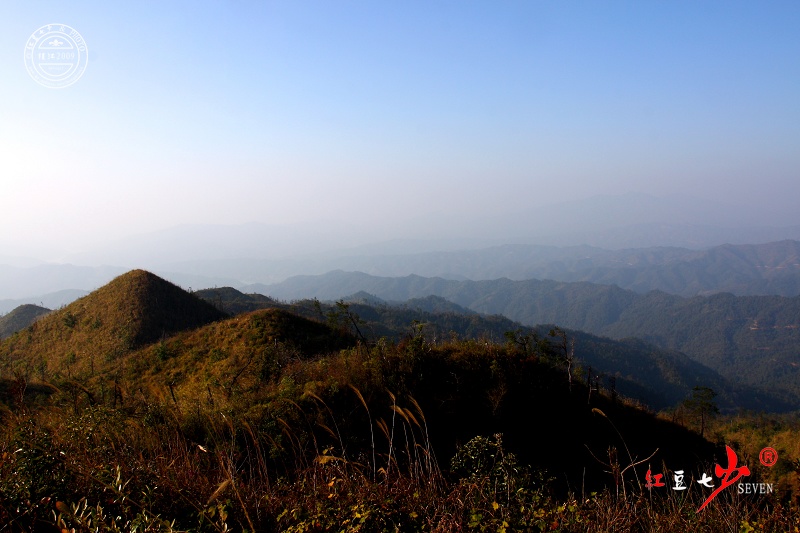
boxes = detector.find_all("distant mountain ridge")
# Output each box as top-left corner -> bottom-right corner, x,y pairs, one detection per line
256,271 -> 800,403
241,240 -> 800,297
5,239 -> 800,305
192,285 -> 793,412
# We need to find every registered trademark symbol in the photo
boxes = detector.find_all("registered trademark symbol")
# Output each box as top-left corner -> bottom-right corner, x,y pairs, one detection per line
759,447 -> 778,467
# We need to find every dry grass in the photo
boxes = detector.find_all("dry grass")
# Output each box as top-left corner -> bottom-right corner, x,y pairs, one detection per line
0,270 -> 225,383
1,271 -> 798,531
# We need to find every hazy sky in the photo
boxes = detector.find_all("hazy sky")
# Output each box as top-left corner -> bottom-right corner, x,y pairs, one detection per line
2,1 -> 799,259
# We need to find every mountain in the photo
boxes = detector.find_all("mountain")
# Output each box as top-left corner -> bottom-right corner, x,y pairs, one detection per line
341,301 -> 784,411
107,313 -> 715,489
2,269 -> 794,413
256,271 -> 800,404
247,270 -> 458,302
0,304 -> 51,340
8,235 -> 800,304
192,286 -> 790,412
0,270 -> 226,380
1,281 -> 720,527
71,282 -> 717,477
239,240 -> 800,297
97,307 -> 357,406
341,291 -> 388,306
401,295 -> 476,315
193,286 -> 276,315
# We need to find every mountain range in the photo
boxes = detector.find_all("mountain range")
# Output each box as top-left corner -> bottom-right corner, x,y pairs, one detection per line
0,269 -> 723,522
241,239 -> 800,297
191,286 -> 792,413
253,270 -> 800,403
4,239 -> 800,311
3,270 -> 790,414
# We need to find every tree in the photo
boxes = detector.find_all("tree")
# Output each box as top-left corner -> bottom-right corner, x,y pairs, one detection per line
327,300 -> 367,343
549,327 -> 575,391
682,386 -> 719,437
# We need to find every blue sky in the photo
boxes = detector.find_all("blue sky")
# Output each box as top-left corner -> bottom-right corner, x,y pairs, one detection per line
1,1 -> 799,258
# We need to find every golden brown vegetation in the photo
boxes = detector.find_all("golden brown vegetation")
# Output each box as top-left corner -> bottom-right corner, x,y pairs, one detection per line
0,271 -> 797,532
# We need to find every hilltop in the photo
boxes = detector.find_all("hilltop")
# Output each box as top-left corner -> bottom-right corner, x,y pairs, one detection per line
98,306 -> 356,406
0,304 -> 50,340
0,289 -> 88,315
193,286 -> 276,315
0,270 -> 225,381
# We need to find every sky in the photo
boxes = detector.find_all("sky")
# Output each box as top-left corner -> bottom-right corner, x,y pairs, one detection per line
1,1 -> 799,260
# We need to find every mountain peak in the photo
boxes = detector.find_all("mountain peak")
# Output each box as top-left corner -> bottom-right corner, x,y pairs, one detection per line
85,269 -> 227,346
0,304 -> 51,340
0,270 -> 225,379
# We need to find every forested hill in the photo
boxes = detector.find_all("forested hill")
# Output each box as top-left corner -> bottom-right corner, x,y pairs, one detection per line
0,270 -> 729,529
194,287 -> 794,413
0,304 -> 50,340
255,271 -> 800,401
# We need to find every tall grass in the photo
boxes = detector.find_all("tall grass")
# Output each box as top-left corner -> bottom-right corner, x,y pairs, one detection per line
1,338 -> 798,532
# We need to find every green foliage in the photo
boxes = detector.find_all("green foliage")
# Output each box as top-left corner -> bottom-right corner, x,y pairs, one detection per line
0,419 -> 73,526
154,341 -> 172,361
62,311 -> 77,329
680,386 -> 719,437
447,434 -> 585,532
327,299 -> 367,342
503,328 -> 542,355
451,434 -> 534,495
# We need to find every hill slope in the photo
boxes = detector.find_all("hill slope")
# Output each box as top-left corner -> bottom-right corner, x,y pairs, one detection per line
256,271 -> 800,403
193,286 -> 793,412
76,305 -> 716,492
0,304 -> 50,340
96,307 -> 356,407
0,270 -> 226,380
1,293 -> 731,530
